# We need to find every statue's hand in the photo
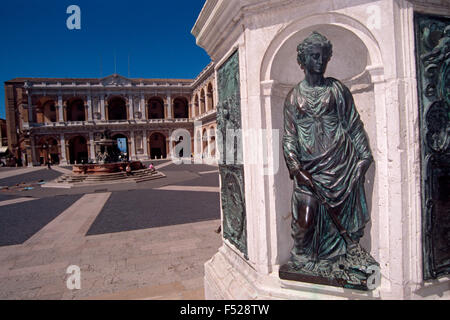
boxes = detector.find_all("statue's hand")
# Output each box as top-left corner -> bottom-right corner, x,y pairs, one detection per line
295,169 -> 316,191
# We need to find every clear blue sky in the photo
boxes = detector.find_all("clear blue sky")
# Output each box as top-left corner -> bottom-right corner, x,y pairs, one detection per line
0,0 -> 210,119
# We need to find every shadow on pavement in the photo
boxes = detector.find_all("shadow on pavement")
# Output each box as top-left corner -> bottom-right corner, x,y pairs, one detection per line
86,189 -> 220,236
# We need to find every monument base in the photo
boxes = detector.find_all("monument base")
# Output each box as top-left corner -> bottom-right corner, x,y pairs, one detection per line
279,245 -> 380,291
204,244 -> 381,300
279,264 -> 366,290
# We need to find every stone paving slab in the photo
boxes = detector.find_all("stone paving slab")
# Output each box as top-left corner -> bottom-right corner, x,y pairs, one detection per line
0,168 -> 62,187
0,194 -> 83,247
0,218 -> 221,300
0,167 -> 46,180
86,189 -> 220,236
84,280 -> 205,300
0,197 -> 36,207
173,171 -> 219,187
0,193 -> 21,202
155,185 -> 219,192
0,162 -> 222,300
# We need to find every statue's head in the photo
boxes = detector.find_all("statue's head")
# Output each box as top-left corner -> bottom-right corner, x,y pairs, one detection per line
297,32 -> 333,74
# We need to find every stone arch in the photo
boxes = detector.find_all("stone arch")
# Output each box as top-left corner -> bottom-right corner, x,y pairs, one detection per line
260,12 -> 383,83
111,133 -> 129,160
202,128 -> 208,158
37,136 -> 59,165
200,89 -> 206,115
207,82 -> 214,111
107,96 -> 127,121
173,96 -> 189,118
194,94 -> 200,117
149,132 -> 167,159
68,135 -> 88,164
66,97 -> 86,122
208,125 -> 216,157
42,100 -> 57,123
35,97 -> 56,123
147,97 -> 165,119
259,13 -> 384,265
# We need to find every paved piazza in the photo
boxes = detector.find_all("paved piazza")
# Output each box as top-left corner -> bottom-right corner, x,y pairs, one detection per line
0,160 -> 221,300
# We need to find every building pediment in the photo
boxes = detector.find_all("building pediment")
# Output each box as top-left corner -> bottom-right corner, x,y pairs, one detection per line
100,74 -> 132,87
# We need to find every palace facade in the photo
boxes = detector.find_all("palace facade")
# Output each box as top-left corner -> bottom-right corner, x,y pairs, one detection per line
4,63 -> 217,166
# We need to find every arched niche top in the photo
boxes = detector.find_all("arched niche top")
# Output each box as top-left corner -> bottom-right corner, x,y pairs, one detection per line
261,12 -> 383,85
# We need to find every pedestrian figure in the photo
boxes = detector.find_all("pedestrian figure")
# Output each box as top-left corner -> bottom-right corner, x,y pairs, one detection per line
126,163 -> 132,176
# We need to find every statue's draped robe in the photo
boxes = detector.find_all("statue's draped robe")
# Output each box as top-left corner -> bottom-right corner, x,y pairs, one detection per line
283,78 -> 373,260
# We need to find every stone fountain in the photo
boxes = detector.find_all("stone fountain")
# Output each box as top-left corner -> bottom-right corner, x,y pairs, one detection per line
72,130 -> 144,175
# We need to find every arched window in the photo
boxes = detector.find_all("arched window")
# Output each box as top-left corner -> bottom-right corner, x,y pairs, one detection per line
200,89 -> 206,114
195,94 -> 200,117
149,132 -> 167,159
173,97 -> 189,118
148,97 -> 165,119
67,98 -> 86,121
43,101 -> 57,123
68,136 -> 88,164
202,128 -> 208,158
207,83 -> 214,111
107,97 -> 127,120
208,127 -> 216,157
112,133 -> 129,160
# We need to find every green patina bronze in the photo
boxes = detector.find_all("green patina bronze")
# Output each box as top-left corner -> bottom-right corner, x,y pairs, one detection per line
414,13 -> 450,281
217,50 -> 248,258
279,32 -> 379,290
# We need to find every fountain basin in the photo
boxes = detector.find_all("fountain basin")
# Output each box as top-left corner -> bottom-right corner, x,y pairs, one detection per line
73,161 -> 145,175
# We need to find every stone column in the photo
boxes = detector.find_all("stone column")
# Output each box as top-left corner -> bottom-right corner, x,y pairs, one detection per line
87,95 -> 93,121
191,97 -> 196,118
89,132 -> 95,162
205,92 -> 210,112
59,134 -> 67,165
200,96 -> 205,115
166,135 -> 170,159
141,94 -> 147,120
207,129 -> 211,158
143,130 -> 149,159
167,94 -> 172,119
27,93 -> 33,123
188,100 -> 192,119
128,95 -> 134,120
30,136 -> 38,166
20,100 -> 29,129
58,95 -> 64,123
100,95 -> 106,120
130,131 -> 136,160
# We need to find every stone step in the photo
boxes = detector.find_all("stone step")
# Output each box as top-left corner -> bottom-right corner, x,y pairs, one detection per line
46,169 -> 164,187
134,172 -> 165,183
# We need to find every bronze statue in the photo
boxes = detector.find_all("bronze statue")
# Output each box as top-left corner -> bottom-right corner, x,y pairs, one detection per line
280,32 -> 379,290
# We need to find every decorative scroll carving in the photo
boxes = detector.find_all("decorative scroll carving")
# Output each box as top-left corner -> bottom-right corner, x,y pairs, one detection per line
415,13 -> 450,280
217,50 -> 248,258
